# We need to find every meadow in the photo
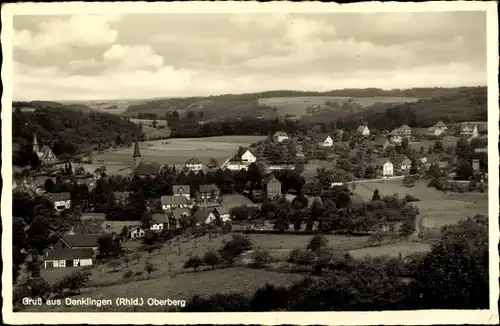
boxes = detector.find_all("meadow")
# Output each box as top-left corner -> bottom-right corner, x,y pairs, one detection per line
348,241 -> 432,259
92,135 -> 265,166
258,96 -> 420,118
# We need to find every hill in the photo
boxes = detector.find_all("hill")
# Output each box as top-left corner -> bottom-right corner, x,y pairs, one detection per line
123,87 -> 478,120
12,102 -> 144,165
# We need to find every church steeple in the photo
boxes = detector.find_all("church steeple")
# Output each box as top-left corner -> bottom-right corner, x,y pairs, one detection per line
33,133 -> 40,153
133,141 -> 141,168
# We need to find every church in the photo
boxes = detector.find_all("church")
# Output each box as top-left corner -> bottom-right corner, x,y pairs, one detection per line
33,133 -> 58,164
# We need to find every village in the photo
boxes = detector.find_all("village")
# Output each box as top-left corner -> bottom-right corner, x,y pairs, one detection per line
12,118 -> 488,279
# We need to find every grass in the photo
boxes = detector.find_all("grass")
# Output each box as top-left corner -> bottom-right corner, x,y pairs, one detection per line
258,96 -> 420,118
348,241 -> 432,259
92,135 -> 265,166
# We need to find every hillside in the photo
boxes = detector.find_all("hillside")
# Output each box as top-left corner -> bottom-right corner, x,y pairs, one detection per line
12,102 -> 144,163
336,86 -> 487,130
123,87 -> 478,120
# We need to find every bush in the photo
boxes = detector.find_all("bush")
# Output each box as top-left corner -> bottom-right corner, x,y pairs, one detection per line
288,248 -> 316,267
184,256 -> 203,272
307,234 -> 328,253
218,234 -> 252,265
252,249 -> 273,268
203,250 -> 222,270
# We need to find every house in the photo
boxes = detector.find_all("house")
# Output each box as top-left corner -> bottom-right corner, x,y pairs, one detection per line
356,125 -> 370,137
460,124 -> 479,138
196,184 -> 221,204
167,208 -> 191,228
376,158 -> 394,177
388,129 -> 403,144
427,121 -> 447,137
134,161 -> 163,178
33,134 -> 58,165
161,195 -> 194,211
213,206 -> 231,222
398,125 -> 412,139
418,156 -> 428,164
43,248 -> 94,269
192,208 -> 214,226
150,213 -> 168,232
273,131 -> 289,143
373,137 -> 393,152
264,175 -> 282,200
225,160 -> 250,171
101,220 -> 141,235
172,184 -> 191,199
399,156 -> 412,172
53,234 -> 99,253
130,227 -> 146,240
313,134 -> 334,147
241,149 -> 257,163
48,192 -> 71,212
185,158 -> 204,172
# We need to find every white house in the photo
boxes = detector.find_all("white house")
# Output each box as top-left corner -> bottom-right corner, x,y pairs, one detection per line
161,195 -> 194,211
49,192 -> 72,212
460,124 -> 479,138
43,248 -> 94,269
172,185 -> 191,200
185,158 -> 204,172
225,161 -> 249,171
241,150 -> 257,163
314,134 -> 334,147
388,129 -> 403,145
382,160 -> 394,177
356,125 -> 370,137
399,157 -> 412,171
273,131 -> 289,143
150,222 -> 165,232
427,121 -> 447,137
130,227 -> 146,240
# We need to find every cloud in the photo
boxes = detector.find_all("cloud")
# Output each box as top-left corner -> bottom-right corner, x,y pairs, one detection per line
103,44 -> 164,70
14,15 -> 121,53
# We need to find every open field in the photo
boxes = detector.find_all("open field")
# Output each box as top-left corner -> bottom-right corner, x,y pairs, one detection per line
409,137 -> 459,151
258,96 -> 420,118
348,241 -> 432,259
92,136 -> 265,166
61,99 -> 148,115
129,118 -> 171,139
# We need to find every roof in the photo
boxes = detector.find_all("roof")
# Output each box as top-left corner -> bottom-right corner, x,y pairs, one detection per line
185,158 -> 202,165
311,133 -> 332,142
172,184 -> 190,194
373,137 -> 389,146
133,141 -> 141,157
135,161 -> 162,176
435,121 -> 447,127
161,195 -> 193,206
80,213 -> 106,221
214,206 -> 231,215
388,128 -> 401,136
169,208 -> 191,220
152,213 -> 168,223
61,234 -> 99,248
263,174 -> 281,184
356,125 -> 368,132
80,220 -> 103,235
199,184 -> 219,193
193,208 -> 213,223
399,124 -> 412,130
243,149 -> 257,157
45,248 -> 94,261
437,161 -> 449,169
461,125 -> 476,131
400,157 -> 412,165
49,192 -> 71,201
273,131 -> 288,137
375,158 -> 392,166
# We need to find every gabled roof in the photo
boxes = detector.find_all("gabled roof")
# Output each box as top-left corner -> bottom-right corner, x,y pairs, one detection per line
214,206 -> 231,216
400,157 -> 412,165
399,124 -> 412,130
273,131 -> 288,137
199,184 -> 219,193
45,248 -> 94,260
49,192 -> 71,201
135,161 -> 162,176
161,195 -> 193,206
185,158 -> 202,165
242,149 -> 257,157
375,157 -> 392,166
151,213 -> 168,224
434,121 -> 447,127
169,208 -> 191,220
311,133 -> 332,142
61,234 -> 99,248
263,174 -> 281,184
172,184 -> 190,194
373,137 -> 390,146
388,128 -> 401,136
193,208 -> 213,223
356,125 -> 368,132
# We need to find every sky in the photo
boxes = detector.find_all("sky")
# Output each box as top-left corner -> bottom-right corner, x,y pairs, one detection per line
12,11 -> 487,101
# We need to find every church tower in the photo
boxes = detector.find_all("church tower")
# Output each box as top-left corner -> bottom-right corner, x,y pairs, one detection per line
33,133 -> 40,153
132,141 -> 141,169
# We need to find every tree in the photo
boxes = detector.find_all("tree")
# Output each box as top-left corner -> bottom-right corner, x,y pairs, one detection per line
141,210 -> 153,229
218,234 -> 252,265
432,140 -> 444,152
456,159 -> 473,181
44,178 -> 55,193
203,250 -> 222,270
307,234 -> 328,254
145,261 -> 155,278
369,230 -> 387,246
288,248 -> 316,268
372,189 -> 381,201
252,249 -> 273,268
184,256 -> 203,272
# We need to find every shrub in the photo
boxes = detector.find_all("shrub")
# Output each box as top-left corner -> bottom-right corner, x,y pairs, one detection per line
307,234 -> 328,253
252,249 -> 273,268
203,250 -> 222,270
184,256 -> 203,272
288,248 -> 316,267
218,234 -> 252,265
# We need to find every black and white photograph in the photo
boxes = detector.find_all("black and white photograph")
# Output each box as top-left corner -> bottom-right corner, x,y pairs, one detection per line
2,1 -> 499,325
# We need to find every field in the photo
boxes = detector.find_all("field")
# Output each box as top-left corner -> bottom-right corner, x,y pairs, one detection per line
61,99 -> 148,115
348,241 -> 432,259
129,118 -> 171,139
352,179 -> 488,235
258,96 -> 420,118
92,135 -> 266,167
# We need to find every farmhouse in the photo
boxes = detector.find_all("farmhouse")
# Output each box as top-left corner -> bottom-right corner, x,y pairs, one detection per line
312,134 -> 334,147
53,234 -> 99,253
399,156 -> 412,172
185,158 -> 204,172
102,220 -> 141,235
161,195 -> 194,211
241,149 -> 257,163
196,184 -> 221,204
172,184 -> 191,199
33,133 -> 58,165
134,161 -> 163,178
167,208 -> 190,228
225,160 -> 250,171
265,175 -> 282,200
376,158 -> 394,177
459,124 -> 479,138
48,192 -> 71,212
427,121 -> 447,137
373,137 -> 393,153
388,129 -> 403,144
356,125 -> 370,137
130,227 -> 146,240
43,248 -> 94,269
273,131 -> 289,143
150,213 -> 168,232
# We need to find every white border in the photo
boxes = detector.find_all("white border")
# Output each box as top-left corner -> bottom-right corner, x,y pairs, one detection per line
2,1 -> 499,325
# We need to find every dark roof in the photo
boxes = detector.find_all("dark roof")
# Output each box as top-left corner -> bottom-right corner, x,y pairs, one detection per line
81,220 -> 103,235
169,208 -> 191,220
311,133 -> 332,142
49,192 -> 71,201
373,137 -> 388,146
214,206 -> 231,215
133,141 -> 141,157
375,157 -> 392,166
399,124 -> 411,130
161,195 -> 193,206
62,234 -> 99,248
45,248 -> 94,260
199,184 -> 219,193
172,185 -> 190,194
193,208 -> 212,223
135,161 -> 162,176
152,213 -> 168,223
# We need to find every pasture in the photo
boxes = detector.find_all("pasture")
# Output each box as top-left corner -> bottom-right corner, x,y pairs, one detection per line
348,241 -> 432,259
92,136 -> 265,166
258,96 -> 420,118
